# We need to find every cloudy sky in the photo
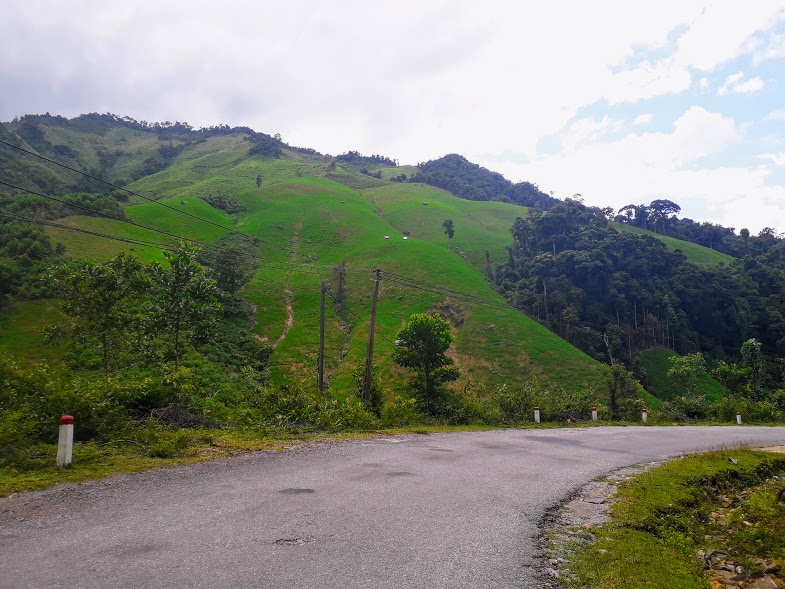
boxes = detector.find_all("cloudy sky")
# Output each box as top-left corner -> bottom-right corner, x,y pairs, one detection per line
2,1 -> 785,233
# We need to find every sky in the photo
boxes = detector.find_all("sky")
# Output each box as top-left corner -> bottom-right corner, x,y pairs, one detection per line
2,1 -> 785,233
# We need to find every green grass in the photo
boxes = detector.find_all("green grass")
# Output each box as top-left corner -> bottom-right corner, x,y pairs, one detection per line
45,196 -> 232,262
0,300 -> 68,362
14,152 -> 613,403
614,223 -> 734,267
565,449 -> 785,589
641,347 -> 726,401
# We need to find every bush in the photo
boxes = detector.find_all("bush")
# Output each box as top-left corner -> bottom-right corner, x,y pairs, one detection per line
496,382 -> 537,423
381,397 -> 422,427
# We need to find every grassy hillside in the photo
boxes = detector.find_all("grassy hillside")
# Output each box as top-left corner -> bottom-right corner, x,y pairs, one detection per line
640,347 -> 726,401
614,223 -> 734,267
1,116 -> 615,402
29,157 -> 610,397
363,183 -> 525,271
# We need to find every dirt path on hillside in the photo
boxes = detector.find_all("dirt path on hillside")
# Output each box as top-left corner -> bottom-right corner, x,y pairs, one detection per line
273,220 -> 302,348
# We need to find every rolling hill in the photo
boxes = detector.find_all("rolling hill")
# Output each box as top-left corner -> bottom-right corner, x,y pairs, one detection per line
0,118 -> 611,403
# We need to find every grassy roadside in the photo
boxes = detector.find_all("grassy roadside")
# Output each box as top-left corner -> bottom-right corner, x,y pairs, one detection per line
0,424 -> 498,497
560,449 -> 785,588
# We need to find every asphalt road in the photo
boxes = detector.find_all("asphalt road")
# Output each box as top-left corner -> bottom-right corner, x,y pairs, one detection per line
3,426 -> 785,589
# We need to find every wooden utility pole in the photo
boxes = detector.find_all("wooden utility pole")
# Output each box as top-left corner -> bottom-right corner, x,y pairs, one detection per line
318,282 -> 326,392
362,269 -> 381,400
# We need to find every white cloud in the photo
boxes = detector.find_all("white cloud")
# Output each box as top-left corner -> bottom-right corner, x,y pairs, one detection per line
1,1 -> 785,231
475,107 -> 785,233
718,72 -> 765,96
766,108 -> 785,121
759,153 -> 785,166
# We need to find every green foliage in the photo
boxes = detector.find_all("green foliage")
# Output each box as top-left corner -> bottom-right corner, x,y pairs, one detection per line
607,364 -> 644,420
442,218 -> 454,239
412,154 -> 556,209
667,352 -> 707,396
495,382 -> 537,423
200,192 -> 247,214
197,234 -> 259,297
393,313 -> 459,414
642,348 -> 726,402
567,450 -> 785,589
52,253 -> 148,373
380,396 -> 422,427
149,243 -> 220,368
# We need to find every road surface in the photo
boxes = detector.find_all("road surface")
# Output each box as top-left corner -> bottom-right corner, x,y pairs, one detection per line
2,426 -> 785,588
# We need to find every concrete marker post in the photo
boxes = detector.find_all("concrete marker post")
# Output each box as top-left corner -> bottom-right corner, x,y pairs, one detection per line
57,415 -> 74,467
736,411 -> 742,425
591,406 -> 598,422
533,406 -> 541,424
642,408 -> 648,423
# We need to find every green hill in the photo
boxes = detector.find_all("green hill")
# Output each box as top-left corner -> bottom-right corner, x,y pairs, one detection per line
640,347 -> 726,401
614,223 -> 734,267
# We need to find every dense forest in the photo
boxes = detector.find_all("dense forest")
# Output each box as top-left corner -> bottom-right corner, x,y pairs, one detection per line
411,154 -> 559,209
493,198 -> 785,400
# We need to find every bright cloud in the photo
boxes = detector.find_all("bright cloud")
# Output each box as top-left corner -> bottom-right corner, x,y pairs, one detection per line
1,1 -> 785,232
718,72 -> 765,95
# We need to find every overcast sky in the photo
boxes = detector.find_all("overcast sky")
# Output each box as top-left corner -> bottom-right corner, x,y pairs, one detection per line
3,1 -> 785,233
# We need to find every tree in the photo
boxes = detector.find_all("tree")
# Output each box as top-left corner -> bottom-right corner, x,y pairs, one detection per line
607,364 -> 640,420
442,219 -> 455,239
393,313 -> 458,414
741,338 -> 764,399
667,352 -> 707,396
52,253 -> 147,374
149,243 -> 220,368
256,174 -> 263,188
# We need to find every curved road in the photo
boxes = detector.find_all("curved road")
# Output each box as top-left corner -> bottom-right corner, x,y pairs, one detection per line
2,426 -> 785,588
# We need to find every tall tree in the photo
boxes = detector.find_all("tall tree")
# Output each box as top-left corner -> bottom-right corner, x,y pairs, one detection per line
149,243 -> 220,368
393,313 -> 458,414
52,253 -> 147,374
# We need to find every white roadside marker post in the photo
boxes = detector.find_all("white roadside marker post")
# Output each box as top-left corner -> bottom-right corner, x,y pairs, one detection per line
736,411 -> 742,425
533,406 -> 541,424
592,406 -> 598,422
642,408 -> 648,423
57,415 -> 74,467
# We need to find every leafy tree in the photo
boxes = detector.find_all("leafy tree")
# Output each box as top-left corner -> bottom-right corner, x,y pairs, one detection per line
197,235 -> 259,298
442,219 -> 454,239
51,253 -> 147,374
256,174 -> 263,188
393,313 -> 458,414
149,243 -> 220,368
741,338 -> 764,399
667,352 -> 707,396
607,364 -> 641,419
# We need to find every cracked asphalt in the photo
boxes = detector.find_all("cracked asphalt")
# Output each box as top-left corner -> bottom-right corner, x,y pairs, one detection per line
2,426 -> 785,589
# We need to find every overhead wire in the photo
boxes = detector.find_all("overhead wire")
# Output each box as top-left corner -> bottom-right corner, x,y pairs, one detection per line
0,137 -> 294,255
0,137 -> 534,322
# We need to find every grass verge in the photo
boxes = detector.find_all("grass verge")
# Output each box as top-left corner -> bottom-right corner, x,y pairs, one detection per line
561,448 -> 785,588
0,424 -> 495,498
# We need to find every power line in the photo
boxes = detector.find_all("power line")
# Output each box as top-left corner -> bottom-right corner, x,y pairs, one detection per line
1,183 -> 343,277
0,137 -> 294,255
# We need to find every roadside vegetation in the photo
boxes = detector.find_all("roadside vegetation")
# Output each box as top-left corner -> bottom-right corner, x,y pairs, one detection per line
2,114 -> 785,495
560,449 -> 785,589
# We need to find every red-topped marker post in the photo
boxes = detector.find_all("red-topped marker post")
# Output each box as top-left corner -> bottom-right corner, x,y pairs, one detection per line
533,406 -> 541,424
57,415 -> 74,467
736,411 -> 742,425
642,408 -> 648,423
591,406 -> 598,422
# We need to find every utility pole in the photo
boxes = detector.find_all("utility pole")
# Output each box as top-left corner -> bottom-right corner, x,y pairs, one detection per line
363,268 -> 381,400
318,282 -> 326,392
